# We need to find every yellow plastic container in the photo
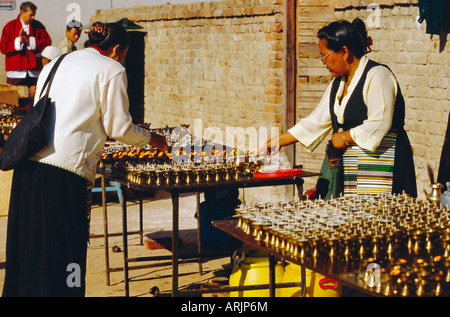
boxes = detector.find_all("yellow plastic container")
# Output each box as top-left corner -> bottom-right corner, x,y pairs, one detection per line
279,263 -> 342,297
229,251 -> 285,297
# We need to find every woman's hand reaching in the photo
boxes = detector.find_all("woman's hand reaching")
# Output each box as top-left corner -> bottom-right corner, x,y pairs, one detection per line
258,136 -> 281,157
258,131 -> 298,158
149,132 -> 169,153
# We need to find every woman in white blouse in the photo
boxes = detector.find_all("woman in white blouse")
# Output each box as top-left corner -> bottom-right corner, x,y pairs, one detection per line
2,22 -> 168,297
260,18 -> 416,199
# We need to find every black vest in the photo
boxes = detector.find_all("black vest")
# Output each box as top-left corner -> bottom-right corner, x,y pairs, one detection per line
329,60 -> 406,133
327,59 -> 417,197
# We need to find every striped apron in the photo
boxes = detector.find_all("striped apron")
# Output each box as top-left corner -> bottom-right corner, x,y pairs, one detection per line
343,131 -> 397,196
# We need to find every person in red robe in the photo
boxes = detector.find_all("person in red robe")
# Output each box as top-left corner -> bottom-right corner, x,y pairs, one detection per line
0,2 -> 52,87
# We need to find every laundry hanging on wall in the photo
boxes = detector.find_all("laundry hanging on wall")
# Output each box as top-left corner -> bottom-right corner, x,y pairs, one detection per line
418,0 -> 450,35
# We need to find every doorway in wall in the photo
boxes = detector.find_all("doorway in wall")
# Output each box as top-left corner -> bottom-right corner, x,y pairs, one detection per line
125,31 -> 146,124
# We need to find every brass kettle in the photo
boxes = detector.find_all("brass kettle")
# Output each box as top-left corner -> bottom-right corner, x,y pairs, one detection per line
424,183 -> 443,206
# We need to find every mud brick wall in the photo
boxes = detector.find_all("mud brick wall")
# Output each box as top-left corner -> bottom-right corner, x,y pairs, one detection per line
92,0 -> 294,202
93,0 -> 286,144
296,0 -> 337,191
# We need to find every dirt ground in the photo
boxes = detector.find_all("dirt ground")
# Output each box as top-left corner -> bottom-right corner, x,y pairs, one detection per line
0,189 -> 235,298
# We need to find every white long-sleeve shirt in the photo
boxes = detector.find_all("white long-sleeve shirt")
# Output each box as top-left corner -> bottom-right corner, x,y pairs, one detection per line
288,55 -> 398,153
32,48 -> 151,184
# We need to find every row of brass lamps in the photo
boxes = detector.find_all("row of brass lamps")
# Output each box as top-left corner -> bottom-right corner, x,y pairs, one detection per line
235,194 -> 450,296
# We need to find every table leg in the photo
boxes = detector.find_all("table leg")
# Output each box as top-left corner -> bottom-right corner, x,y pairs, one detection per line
101,176 -> 111,286
171,191 -> 180,297
196,192 -> 203,275
295,179 -> 304,200
301,265 -> 307,297
139,191 -> 143,246
121,184 -> 130,297
268,254 -> 276,297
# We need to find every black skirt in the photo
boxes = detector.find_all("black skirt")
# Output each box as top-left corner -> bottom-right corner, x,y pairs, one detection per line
2,160 -> 90,297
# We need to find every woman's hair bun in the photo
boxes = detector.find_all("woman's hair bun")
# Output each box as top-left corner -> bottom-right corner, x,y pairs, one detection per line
85,21 -> 129,52
352,18 -> 369,55
88,22 -> 109,46
352,18 -> 367,34
317,18 -> 372,58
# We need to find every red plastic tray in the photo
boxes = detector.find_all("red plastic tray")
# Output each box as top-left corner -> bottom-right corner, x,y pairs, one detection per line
253,168 -> 303,179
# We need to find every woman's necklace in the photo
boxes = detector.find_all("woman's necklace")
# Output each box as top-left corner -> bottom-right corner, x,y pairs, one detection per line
345,74 -> 353,90
339,77 -> 351,105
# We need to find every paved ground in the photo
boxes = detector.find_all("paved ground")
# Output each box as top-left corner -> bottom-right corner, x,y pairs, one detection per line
0,189 -> 234,297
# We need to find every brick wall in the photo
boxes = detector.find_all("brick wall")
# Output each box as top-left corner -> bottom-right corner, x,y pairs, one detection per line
92,0 -> 294,203
93,0 -> 285,144
296,0 -> 337,191
93,0 -> 448,201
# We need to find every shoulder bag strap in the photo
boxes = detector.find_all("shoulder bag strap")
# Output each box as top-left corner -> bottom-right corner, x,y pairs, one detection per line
39,53 -> 69,99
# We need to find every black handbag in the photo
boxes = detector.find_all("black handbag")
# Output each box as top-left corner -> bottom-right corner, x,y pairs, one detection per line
315,79 -> 345,200
315,143 -> 344,200
0,53 -> 68,171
